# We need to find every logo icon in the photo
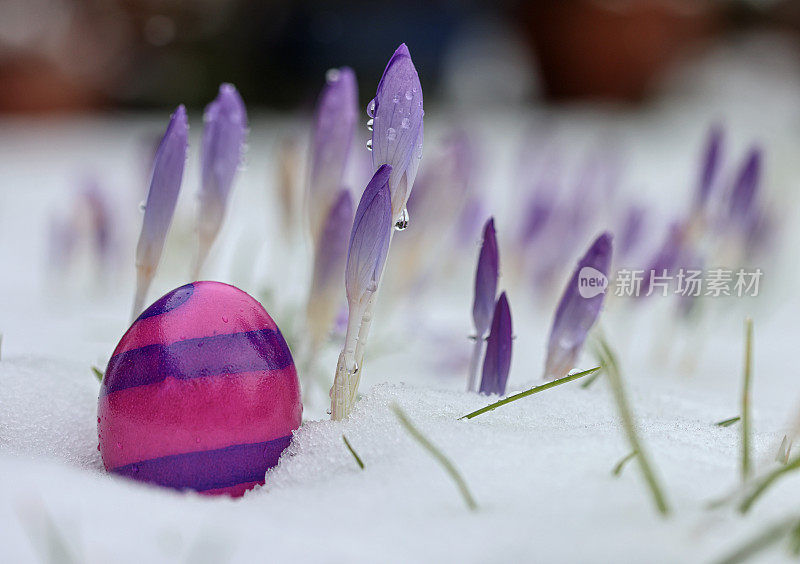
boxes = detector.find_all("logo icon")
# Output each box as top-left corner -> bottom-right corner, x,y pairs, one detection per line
578,267 -> 608,298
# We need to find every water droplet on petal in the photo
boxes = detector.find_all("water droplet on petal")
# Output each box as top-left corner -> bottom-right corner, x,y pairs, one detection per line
367,280 -> 378,292
366,99 -> 376,118
366,139 -> 373,151
222,315 -> 228,323
392,94 -> 400,104
139,201 -> 146,212
405,90 -> 413,101
401,118 -> 410,129
386,128 -> 397,141
366,118 -> 374,131
326,68 -> 340,82
394,207 -> 410,231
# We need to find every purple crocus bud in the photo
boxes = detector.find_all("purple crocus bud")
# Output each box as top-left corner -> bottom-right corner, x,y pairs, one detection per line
195,83 -> 248,276
696,124 -> 723,209
480,292 -> 513,395
309,67 -> 358,240
369,44 -> 424,223
640,221 -> 684,296
619,205 -> 645,260
472,218 -> 499,337
729,146 -> 762,223
345,165 -> 393,308
544,232 -> 613,380
307,189 -> 354,346
519,193 -> 553,247
132,105 -> 188,318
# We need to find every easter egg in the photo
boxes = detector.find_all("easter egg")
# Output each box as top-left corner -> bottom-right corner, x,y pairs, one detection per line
97,281 -> 302,497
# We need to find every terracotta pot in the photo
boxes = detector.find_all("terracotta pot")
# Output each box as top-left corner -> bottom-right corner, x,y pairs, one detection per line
519,0 -> 719,102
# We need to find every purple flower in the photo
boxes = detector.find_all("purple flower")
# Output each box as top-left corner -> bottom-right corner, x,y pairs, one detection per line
480,292 -> 513,395
345,165 -> 393,308
136,105 -> 188,276
697,124 -> 723,209
618,205 -> 645,260
519,193 -> 553,247
369,44 -> 424,221
472,218 -> 499,337
132,105 -> 188,317
196,84 -> 248,273
544,232 -> 613,380
729,146 -> 762,223
309,67 -> 358,239
307,189 -> 354,344
640,221 -> 685,295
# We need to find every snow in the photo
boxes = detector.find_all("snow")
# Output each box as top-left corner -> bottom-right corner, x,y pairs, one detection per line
4,38 -> 800,563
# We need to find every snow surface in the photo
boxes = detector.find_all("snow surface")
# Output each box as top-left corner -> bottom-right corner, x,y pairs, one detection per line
4,36 -> 800,563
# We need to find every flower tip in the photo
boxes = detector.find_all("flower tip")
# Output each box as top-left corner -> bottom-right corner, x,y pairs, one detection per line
173,104 -> 187,123
394,43 -> 411,58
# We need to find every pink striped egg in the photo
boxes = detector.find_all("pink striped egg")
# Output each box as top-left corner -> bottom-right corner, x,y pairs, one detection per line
97,281 -> 302,497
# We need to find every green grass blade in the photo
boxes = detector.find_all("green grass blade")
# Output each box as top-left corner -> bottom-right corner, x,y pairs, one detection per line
604,363 -> 670,516
714,517 -> 796,564
741,317 -> 754,482
716,416 -> 741,428
392,404 -> 477,511
612,451 -> 638,477
342,435 -> 364,470
91,366 -> 104,382
739,455 -> 800,513
459,367 -> 600,420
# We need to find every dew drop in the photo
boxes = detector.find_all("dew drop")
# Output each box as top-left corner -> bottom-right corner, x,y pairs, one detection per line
394,208 -> 410,231
195,437 -> 201,444
392,94 -> 400,104
138,201 -> 146,212
366,118 -> 374,132
222,315 -> 228,323
116,441 -> 122,450
325,68 -> 340,82
401,118 -> 410,129
405,90 -> 413,101
366,139 -> 373,151
366,99 -> 376,118
367,281 -> 378,292
386,127 -> 397,141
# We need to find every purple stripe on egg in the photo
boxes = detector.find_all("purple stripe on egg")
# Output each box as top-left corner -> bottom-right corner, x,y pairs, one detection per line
111,435 -> 293,492
103,328 -> 293,394
137,283 -> 195,320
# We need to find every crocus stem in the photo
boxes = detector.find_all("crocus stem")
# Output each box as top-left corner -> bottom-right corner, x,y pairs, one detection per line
130,265 -> 154,322
191,230 -> 214,280
466,336 -> 484,392
331,305 -> 363,420
741,317 -> 754,482
605,363 -> 670,516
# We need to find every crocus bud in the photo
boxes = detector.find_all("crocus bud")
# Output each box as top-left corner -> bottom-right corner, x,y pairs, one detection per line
345,165 -> 393,309
479,292 -> 512,395
618,205 -> 645,260
544,232 -> 613,380
306,189 -> 354,346
472,218 -> 499,337
195,84 -> 248,276
696,124 -> 723,209
370,43 -> 424,222
132,105 -> 188,319
729,146 -> 762,224
308,67 -> 358,240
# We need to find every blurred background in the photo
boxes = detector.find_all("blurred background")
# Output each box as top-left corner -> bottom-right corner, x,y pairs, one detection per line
2,0 -> 800,113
